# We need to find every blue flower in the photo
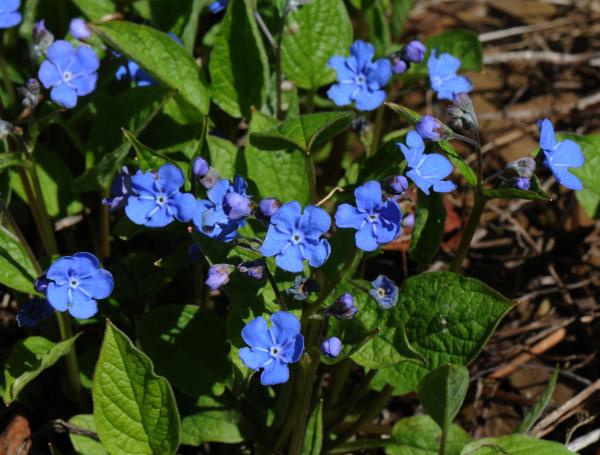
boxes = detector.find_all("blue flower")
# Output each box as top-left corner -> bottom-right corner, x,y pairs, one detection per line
325,293 -> 358,320
258,197 -> 281,219
260,201 -> 331,273
539,119 -> 584,191
192,157 -> 209,178
125,163 -> 196,228
205,264 -> 234,290
327,40 -> 392,111
427,50 -> 472,100
397,131 -> 456,195
38,40 -> 99,108
335,181 -> 401,252
402,40 -> 426,63
102,166 -> 132,211
44,252 -> 114,319
391,58 -> 407,75
416,115 -> 451,141
16,299 -> 55,327
286,275 -> 320,301
193,176 -> 250,242
0,0 -> 21,29
69,18 -> 91,40
388,175 -> 408,195
239,311 -> 304,386
208,0 -> 228,13
514,177 -> 530,191
321,336 -> 342,358
369,275 -> 398,309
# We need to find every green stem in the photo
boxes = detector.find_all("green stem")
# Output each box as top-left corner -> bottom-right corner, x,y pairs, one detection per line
265,265 -> 286,309
99,197 -> 110,259
326,369 -> 376,432
55,312 -> 85,409
275,14 -> 286,119
0,52 -> 16,109
439,426 -> 448,455
448,193 -> 486,272
28,163 -> 60,255
306,154 -> 318,203
368,106 -> 384,157
16,167 -> 48,251
326,357 -> 353,409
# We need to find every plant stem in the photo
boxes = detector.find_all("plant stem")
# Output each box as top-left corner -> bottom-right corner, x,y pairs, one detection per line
275,14 -> 286,120
265,264 -> 286,309
55,312 -> 85,409
326,369 -> 377,432
28,163 -> 60,255
99,197 -> 110,259
369,105 -> 385,157
448,193 -> 486,272
439,426 -> 448,455
0,52 -> 16,109
326,357 -> 352,409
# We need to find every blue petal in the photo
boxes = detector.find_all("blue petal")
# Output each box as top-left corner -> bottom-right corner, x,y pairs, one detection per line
350,40 -> 375,72
327,82 -> 356,107
551,139 -> 584,167
355,180 -> 382,212
260,225 -> 290,257
376,201 -> 402,244
125,197 -> 156,225
0,10 -> 21,28
355,224 -> 378,251
271,201 -> 301,233
432,180 -> 457,193
271,311 -> 301,344
367,58 -> 392,87
398,131 -> 425,168
353,87 -> 386,111
335,204 -> 365,230
71,252 -> 99,275
38,61 -> 61,88
539,118 -> 556,151
430,51 -> 461,78
302,238 -> 331,268
144,205 -> 173,228
50,84 -> 78,108
130,170 -> 156,195
417,154 -> 453,181
260,360 -> 289,386
46,283 -> 69,311
80,269 -> 113,299
232,175 -> 248,195
551,167 -> 583,191
275,244 -> 304,273
47,257 -> 75,282
239,347 -> 270,370
47,40 -> 75,63
0,0 -> 21,12
299,205 -> 331,238
74,45 -> 99,73
407,169 -> 432,195
436,75 -> 472,100
207,179 -> 230,205
157,163 -> 185,194
68,292 -> 98,319
241,316 -> 272,350
170,192 -> 196,222
328,56 -> 356,81
71,73 -> 97,96
290,334 -> 304,363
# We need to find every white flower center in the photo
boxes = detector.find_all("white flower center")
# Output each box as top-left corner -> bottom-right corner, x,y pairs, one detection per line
355,75 -> 366,85
69,277 -> 80,289
156,193 -> 167,205
431,76 -> 442,87
377,287 -> 385,297
63,71 -> 73,82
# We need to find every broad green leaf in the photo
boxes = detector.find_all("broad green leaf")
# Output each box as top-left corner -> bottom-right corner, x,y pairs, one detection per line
516,367 -> 559,433
386,415 -> 471,455
557,133 -> 600,218
137,305 -> 232,396
301,400 -> 323,455
181,394 -> 250,445
245,110 -> 311,205
281,0 -> 353,89
417,364 -> 469,433
0,152 -> 29,170
411,30 -> 483,75
391,0 -> 415,40
0,225 -> 38,294
409,191 -> 446,266
71,0 -> 115,20
4,335 -> 79,405
92,21 -> 209,121
68,415 -> 108,455
209,0 -> 270,118
249,111 -> 354,154
93,321 -> 180,455
111,252 -> 175,298
461,435 -> 574,455
146,0 -> 205,50
123,129 -> 171,171
364,1 -> 391,55
208,135 -> 240,180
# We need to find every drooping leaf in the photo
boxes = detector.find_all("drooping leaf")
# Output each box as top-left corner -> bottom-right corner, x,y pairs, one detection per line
249,111 -> 354,154
0,225 -> 38,294
301,400 -> 323,455
93,321 -> 180,455
92,21 -> 209,121
209,0 -> 270,118
137,305 -> 232,397
4,335 -> 80,405
409,191 -> 447,266
245,110 -> 311,205
281,0 -> 353,90
516,367 -> 559,434
460,435 -> 574,455
68,415 -> 108,455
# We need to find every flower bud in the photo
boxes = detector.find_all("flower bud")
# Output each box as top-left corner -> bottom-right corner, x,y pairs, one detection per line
321,336 -> 343,358
32,20 -> 54,59
415,115 -> 451,141
388,175 -> 408,195
18,79 -> 42,109
391,58 -> 408,75
237,259 -> 266,281
286,275 -> 319,301
223,192 -> 252,220
402,40 -> 426,63
192,157 -> 209,178
258,197 -> 281,219
205,264 -> 234,291
69,18 -> 92,40
34,274 -> 50,293
200,167 -> 221,189
514,177 -> 531,191
507,157 -> 536,178
326,293 -> 358,320
102,166 -> 132,211
16,299 -> 55,328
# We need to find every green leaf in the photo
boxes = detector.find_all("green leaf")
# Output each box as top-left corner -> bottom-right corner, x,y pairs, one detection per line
386,415 -> 471,455
181,394 -> 250,445
417,364 -> 469,433
123,129 -> 171,171
249,111 -> 354,154
364,1 -> 391,55
516,367 -> 559,434
208,135 -> 240,180
0,152 -> 29,170
411,29 -> 483,75
0,225 -> 38,294
484,175 -> 549,201
391,0 -> 415,40
68,415 -> 108,455
4,335 -> 80,405
71,0 -> 115,20
209,0 -> 270,118
281,0 -> 353,89
93,321 -> 180,455
557,133 -> 600,218
137,305 -> 232,396
461,435 -> 574,455
301,400 -> 323,455
245,110 -> 311,205
92,21 -> 209,121
409,191 -> 446,266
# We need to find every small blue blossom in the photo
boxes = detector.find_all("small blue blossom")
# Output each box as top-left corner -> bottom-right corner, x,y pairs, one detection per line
193,176 -> 250,242
286,275 -> 320,301
38,40 -> 99,108
205,264 -> 234,291
260,201 -> 331,273
416,115 -> 451,141
0,0 -> 21,29
427,50 -> 472,100
321,336 -> 342,358
327,40 -> 392,111
208,0 -> 228,13
514,177 -> 530,191
369,275 -> 398,309
402,40 -> 426,63
69,18 -> 91,40
237,259 -> 266,281
102,166 -> 132,211
258,197 -> 281,219
239,311 -> 304,386
192,157 -> 210,178
391,58 -> 407,75
538,118 -> 584,191
125,163 -> 196,228
397,131 -> 457,195
388,175 -> 409,195
16,299 -> 55,327
44,252 -> 114,319
335,181 -> 401,252
326,293 -> 358,320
